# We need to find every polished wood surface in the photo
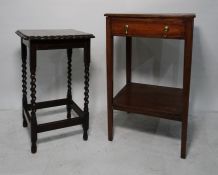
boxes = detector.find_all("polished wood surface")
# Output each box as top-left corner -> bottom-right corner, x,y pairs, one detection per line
16,29 -> 94,40
111,18 -> 185,39
113,83 -> 183,121
104,13 -> 196,18
105,13 -> 195,158
16,29 -> 94,153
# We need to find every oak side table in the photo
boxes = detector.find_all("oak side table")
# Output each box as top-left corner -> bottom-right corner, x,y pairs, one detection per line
16,29 -> 94,153
105,13 -> 195,158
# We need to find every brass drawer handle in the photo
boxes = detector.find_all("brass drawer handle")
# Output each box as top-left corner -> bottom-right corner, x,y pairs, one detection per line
163,25 -> 169,33
163,25 -> 169,37
124,24 -> 128,35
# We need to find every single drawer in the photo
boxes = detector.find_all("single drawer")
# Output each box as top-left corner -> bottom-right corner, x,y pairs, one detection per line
111,18 -> 185,38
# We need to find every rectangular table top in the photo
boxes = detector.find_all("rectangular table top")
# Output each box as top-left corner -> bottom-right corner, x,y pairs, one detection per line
104,13 -> 196,19
16,29 -> 95,40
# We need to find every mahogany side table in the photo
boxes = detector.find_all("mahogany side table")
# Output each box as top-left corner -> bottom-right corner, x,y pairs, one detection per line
16,29 -> 94,153
105,13 -> 195,158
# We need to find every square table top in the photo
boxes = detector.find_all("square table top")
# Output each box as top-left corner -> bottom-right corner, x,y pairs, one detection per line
16,29 -> 95,40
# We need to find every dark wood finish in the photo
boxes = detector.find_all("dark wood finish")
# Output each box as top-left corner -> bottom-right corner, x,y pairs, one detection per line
29,43 -> 37,153
67,49 -> 73,119
71,100 -> 84,118
21,39 -> 28,128
105,13 -> 195,158
83,40 -> 91,140
16,29 -> 94,153
126,37 -> 132,84
106,17 -> 114,141
26,98 -> 68,110
23,106 -> 31,125
38,117 -> 83,133
16,29 -> 94,40
23,100 -> 84,131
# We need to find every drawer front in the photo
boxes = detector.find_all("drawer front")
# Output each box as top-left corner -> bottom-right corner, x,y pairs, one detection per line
111,18 -> 185,38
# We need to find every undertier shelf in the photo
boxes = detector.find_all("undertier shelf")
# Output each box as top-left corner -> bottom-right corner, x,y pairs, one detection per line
113,83 -> 183,121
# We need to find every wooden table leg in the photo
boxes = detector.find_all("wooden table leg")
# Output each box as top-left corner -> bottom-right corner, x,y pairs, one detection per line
21,40 -> 27,127
106,18 -> 114,141
30,44 -> 38,154
67,49 -> 73,119
126,37 -> 132,84
181,19 -> 194,159
83,39 -> 90,141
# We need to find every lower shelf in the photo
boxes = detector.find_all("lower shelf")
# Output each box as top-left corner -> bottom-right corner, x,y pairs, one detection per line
113,83 -> 183,121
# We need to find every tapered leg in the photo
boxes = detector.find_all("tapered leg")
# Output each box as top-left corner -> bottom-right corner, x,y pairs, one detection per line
21,40 -> 27,127
67,49 -> 72,119
106,18 -> 114,141
181,20 -> 194,159
126,37 -> 132,84
30,45 -> 38,153
83,40 -> 90,140
126,37 -> 132,114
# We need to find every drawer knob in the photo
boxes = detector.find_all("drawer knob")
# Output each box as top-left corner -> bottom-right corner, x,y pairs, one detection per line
125,24 -> 129,35
163,25 -> 169,33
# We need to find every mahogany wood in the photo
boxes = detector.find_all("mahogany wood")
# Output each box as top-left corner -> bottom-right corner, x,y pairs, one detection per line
181,19 -> 194,158
126,37 -> 132,84
104,13 -> 196,18
105,13 -> 195,158
111,18 -> 185,39
106,18 -> 114,141
113,83 -> 183,121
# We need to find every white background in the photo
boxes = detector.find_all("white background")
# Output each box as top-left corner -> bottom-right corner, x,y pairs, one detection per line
0,0 -> 217,116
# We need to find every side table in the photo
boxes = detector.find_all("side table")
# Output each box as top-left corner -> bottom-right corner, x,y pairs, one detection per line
16,29 -> 94,153
105,13 -> 195,158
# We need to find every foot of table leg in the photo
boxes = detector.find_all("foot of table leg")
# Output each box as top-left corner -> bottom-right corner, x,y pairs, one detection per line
108,106 -> 113,141
31,115 -> 37,154
108,114 -> 113,141
83,130 -> 88,141
31,142 -> 37,153
181,119 -> 187,159
31,118 -> 37,154
82,111 -> 89,141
